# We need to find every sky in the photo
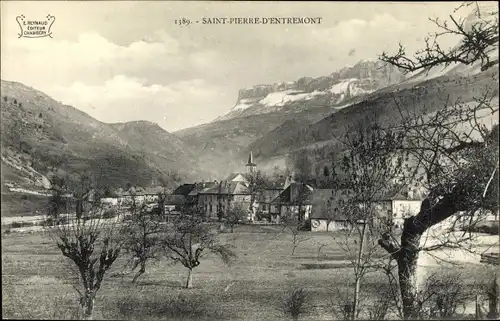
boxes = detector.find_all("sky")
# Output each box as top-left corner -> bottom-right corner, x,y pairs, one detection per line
0,1 -> 484,132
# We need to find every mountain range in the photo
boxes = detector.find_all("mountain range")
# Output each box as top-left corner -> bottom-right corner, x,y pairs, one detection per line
1,80 -> 205,214
1,30 -> 498,216
176,49 -> 498,174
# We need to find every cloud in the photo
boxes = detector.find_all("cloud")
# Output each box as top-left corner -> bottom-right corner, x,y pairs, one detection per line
308,14 -> 411,55
1,28 -> 231,131
46,75 -> 227,132
1,31 -> 183,87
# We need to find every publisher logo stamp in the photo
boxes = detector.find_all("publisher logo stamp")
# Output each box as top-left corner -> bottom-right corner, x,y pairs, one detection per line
16,14 -> 56,38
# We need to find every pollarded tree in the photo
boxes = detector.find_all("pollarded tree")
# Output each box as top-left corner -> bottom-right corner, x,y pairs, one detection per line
122,199 -> 165,283
46,174 -> 126,320
162,209 -> 237,288
377,2 -> 499,318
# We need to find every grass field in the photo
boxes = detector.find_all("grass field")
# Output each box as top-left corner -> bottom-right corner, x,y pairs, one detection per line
1,224 -> 496,320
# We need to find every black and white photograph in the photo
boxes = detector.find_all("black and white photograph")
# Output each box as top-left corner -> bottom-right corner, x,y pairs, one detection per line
1,1 -> 499,320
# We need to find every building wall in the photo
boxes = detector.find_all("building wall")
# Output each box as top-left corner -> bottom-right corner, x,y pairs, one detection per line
198,193 -> 252,219
391,200 -> 422,227
311,219 -> 351,232
101,198 -> 118,206
281,205 -> 312,221
118,194 -> 160,206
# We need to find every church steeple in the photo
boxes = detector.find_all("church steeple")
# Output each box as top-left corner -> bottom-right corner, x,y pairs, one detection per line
246,151 -> 257,173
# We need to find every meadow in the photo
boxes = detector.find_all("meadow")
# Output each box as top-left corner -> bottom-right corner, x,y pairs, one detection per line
1,224 -> 495,320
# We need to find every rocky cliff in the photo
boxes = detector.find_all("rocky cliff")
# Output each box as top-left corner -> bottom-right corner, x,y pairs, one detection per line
217,59 -> 404,121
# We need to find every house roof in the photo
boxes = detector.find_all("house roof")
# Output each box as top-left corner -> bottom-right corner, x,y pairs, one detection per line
265,175 -> 293,190
198,181 -> 252,195
188,182 -> 217,196
271,182 -> 314,205
256,189 -> 282,203
144,186 -> 170,195
224,172 -> 247,182
372,186 -> 425,202
120,186 -> 168,196
173,184 -> 196,196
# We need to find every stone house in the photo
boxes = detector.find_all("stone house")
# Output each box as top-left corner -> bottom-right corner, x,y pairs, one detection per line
371,189 -> 424,229
270,182 -> 314,223
309,187 -> 423,232
197,180 -> 254,220
255,175 -> 293,220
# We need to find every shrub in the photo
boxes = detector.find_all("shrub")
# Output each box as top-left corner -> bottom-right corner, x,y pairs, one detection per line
42,216 -> 69,227
283,287 -> 309,321
110,292 -> 224,320
256,211 -> 271,222
10,221 -> 34,228
102,209 -> 118,219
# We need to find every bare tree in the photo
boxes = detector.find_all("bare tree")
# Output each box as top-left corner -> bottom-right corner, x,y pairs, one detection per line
380,2 -> 498,74
280,216 -> 310,256
224,202 -> 247,233
46,175 -> 126,320
332,124 -> 407,320
162,210 -> 237,288
376,2 -> 499,318
122,199 -> 164,283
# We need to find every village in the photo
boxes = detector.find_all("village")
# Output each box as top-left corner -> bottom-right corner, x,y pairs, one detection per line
96,151 -> 426,232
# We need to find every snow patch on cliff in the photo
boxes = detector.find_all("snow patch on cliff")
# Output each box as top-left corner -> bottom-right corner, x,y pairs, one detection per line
260,90 -> 325,107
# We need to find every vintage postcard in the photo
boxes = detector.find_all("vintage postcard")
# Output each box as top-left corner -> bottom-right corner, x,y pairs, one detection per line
1,1 -> 499,320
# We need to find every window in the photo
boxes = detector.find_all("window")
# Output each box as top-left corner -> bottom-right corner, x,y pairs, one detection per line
209,204 -> 213,212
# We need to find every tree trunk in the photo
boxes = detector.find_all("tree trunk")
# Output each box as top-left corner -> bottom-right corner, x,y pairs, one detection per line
185,269 -> 193,289
132,262 -> 146,283
487,276 -> 499,319
230,224 -> 234,233
82,293 -> 95,320
352,222 -> 367,320
378,196 -> 464,320
397,246 -> 420,319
